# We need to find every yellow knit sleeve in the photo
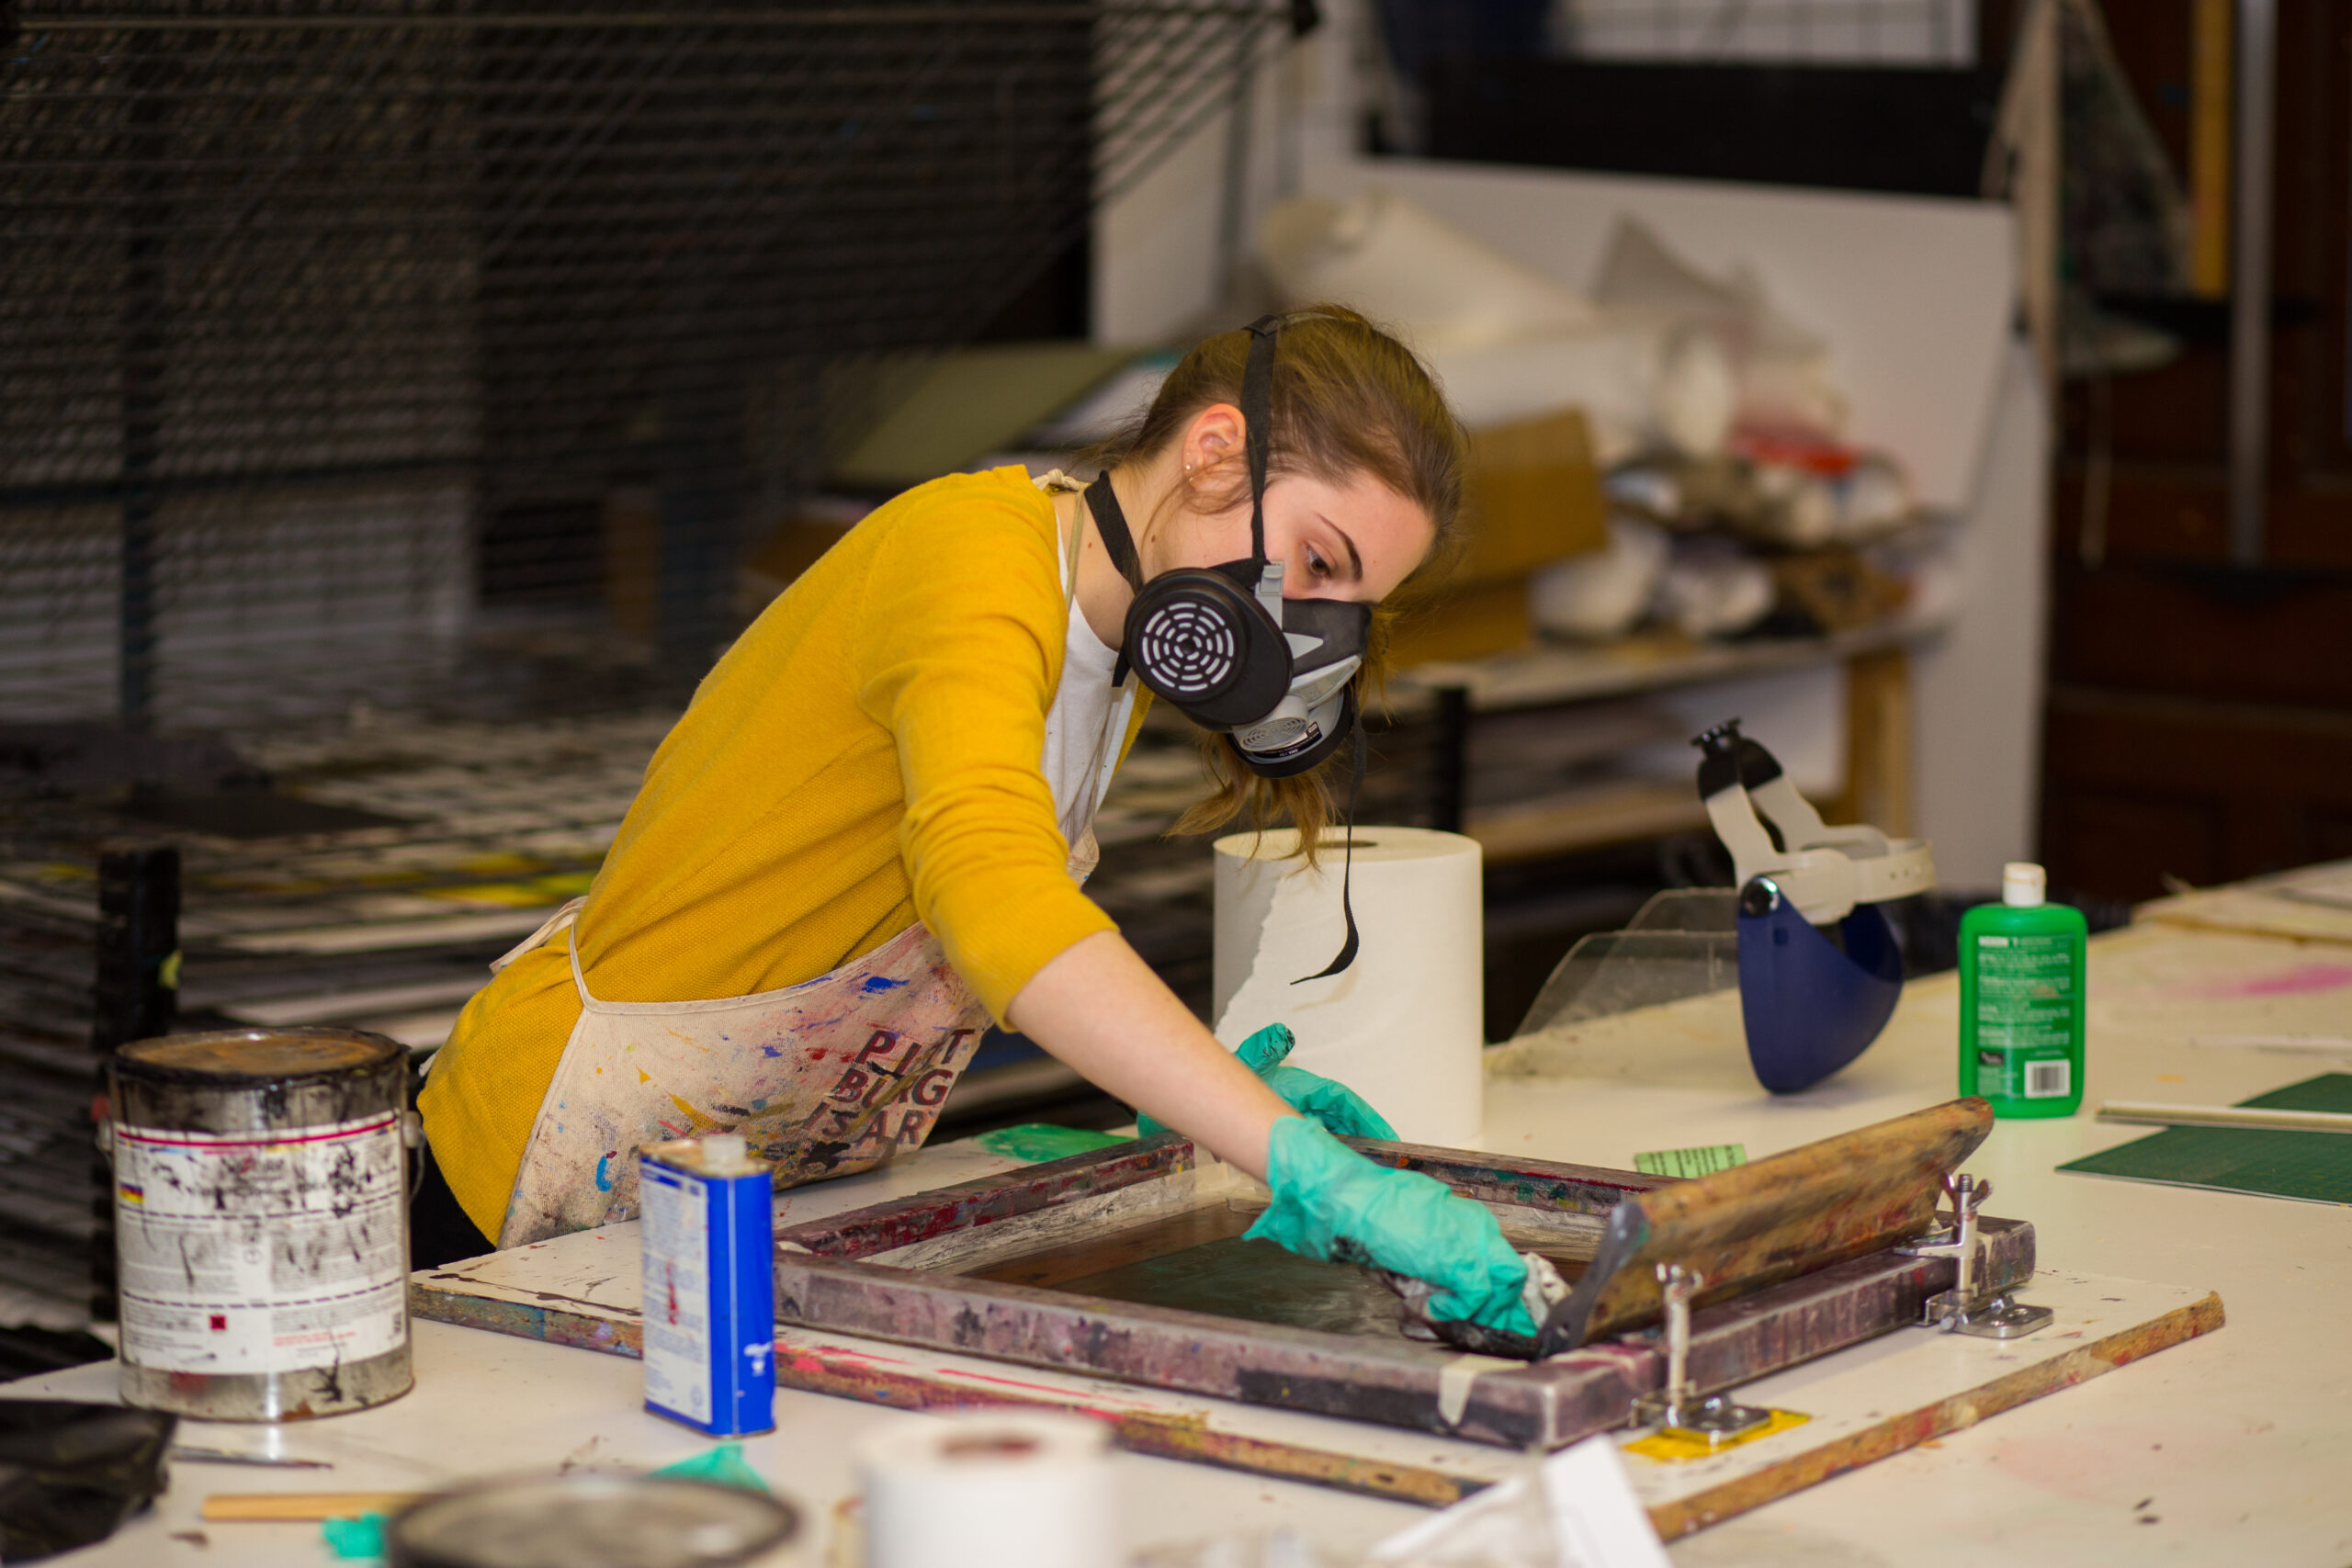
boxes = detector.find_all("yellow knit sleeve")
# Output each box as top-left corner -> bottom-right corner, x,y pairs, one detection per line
854,485 -> 1118,1022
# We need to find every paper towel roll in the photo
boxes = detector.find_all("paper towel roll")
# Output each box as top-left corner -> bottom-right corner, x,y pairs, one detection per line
1213,827 -> 1483,1146
857,1413 -> 1115,1568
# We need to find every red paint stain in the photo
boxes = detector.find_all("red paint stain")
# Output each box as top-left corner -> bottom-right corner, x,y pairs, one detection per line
781,1341 -> 909,1370
946,1369 -> 1149,1404
2172,963 -> 2352,1000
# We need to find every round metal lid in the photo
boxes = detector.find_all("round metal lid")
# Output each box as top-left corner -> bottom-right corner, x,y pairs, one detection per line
114,1027 -> 405,1086
387,1475 -> 798,1568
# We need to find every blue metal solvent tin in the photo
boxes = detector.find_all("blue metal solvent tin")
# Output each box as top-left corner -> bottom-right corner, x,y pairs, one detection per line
639,1134 -> 776,1436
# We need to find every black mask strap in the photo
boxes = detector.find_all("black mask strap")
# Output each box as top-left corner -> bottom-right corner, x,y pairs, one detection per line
1293,721 -> 1365,984
1084,470 -> 1144,591
1242,317 -> 1282,565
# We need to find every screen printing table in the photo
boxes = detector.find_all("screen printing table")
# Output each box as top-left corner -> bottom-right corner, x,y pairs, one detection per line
11,893 -> 2352,1565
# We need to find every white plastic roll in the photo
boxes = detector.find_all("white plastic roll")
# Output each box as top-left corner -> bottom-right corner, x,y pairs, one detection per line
1425,321 -> 1737,463
857,1413 -> 1116,1568
1657,547 -> 1775,637
1212,827 -> 1484,1146
1529,514 -> 1670,640
1256,190 -> 1596,351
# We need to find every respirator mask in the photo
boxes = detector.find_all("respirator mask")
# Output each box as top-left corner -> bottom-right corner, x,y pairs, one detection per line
1084,315 -> 1370,779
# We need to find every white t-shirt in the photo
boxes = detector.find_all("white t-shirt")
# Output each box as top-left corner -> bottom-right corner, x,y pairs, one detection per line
1039,506 -> 1131,846
1041,598 -> 1123,843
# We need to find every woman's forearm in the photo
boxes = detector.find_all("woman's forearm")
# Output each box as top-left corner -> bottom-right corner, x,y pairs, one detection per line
1004,930 -> 1289,1180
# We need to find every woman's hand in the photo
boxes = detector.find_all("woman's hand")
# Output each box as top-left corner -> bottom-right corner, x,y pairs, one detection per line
1247,1116 -> 1536,1337
1136,1023 -> 1397,1142
1007,942 -> 1525,1332
1006,930 -> 1294,1180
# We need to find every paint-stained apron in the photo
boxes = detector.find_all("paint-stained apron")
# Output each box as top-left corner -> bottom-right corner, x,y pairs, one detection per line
492,475 -> 1128,1248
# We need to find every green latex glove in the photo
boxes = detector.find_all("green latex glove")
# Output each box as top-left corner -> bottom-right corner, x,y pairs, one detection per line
1246,1115 -> 1536,1337
1230,1021 -> 1301,1077
1138,1024 -> 1399,1142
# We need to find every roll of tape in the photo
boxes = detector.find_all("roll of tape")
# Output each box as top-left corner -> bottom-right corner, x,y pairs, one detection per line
856,1413 -> 1116,1568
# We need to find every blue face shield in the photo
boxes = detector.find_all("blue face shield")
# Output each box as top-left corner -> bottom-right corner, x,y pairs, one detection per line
1697,718 -> 1931,1094
1736,874 -> 1906,1093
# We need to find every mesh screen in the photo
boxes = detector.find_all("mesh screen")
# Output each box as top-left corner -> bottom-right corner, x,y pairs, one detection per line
2,2 -> 1295,726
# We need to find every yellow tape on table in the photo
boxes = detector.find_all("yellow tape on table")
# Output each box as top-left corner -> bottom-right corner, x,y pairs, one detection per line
1623,1407 -> 1810,1462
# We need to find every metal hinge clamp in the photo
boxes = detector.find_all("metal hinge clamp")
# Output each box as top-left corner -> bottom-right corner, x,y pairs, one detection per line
1895,1173 -> 2054,1339
1628,1262 -> 1773,1442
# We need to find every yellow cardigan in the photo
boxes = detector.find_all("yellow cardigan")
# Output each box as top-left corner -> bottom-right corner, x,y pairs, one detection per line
418,466 -> 1148,1237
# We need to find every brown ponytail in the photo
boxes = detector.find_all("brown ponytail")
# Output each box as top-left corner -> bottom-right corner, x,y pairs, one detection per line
1086,306 -> 1467,861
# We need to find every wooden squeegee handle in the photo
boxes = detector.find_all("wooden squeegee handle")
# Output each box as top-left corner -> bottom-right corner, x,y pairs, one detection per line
2096,1100 -> 2352,1134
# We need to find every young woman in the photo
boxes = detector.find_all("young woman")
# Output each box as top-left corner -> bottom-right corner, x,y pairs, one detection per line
414,309 -> 1538,1340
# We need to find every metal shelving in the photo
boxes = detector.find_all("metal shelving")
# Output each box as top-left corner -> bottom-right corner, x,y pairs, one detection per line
2,1 -> 1307,725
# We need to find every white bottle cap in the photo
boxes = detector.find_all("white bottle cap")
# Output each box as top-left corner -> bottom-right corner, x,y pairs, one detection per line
2001,863 -> 2047,908
701,1133 -> 749,1170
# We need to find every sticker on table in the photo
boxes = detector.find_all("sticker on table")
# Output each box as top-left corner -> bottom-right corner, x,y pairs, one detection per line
1633,1144 -> 1748,1179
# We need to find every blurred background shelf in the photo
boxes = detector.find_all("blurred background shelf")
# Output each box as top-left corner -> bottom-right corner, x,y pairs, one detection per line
1395,613 -> 1947,715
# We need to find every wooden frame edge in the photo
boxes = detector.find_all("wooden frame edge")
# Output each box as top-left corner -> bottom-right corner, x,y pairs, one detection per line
409,1279 -> 642,1358
771,1337 -> 1487,1508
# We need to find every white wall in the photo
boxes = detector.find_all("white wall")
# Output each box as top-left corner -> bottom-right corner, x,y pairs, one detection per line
1294,159 -> 2014,513
1094,28 -> 1306,345
1093,103 -> 1246,346
1914,340 -> 2049,886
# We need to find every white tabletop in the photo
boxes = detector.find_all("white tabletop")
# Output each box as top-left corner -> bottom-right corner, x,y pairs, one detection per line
1485,919 -> 2352,1564
17,1317 -> 1427,1566
13,916 -> 2352,1564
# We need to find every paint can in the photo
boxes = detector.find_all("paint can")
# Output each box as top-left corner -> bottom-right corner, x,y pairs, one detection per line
386,1474 -> 800,1568
640,1134 -> 776,1436
105,1027 -> 414,1421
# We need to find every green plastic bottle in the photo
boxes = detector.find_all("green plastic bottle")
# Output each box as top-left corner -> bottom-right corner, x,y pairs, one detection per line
1958,862 -> 2086,1118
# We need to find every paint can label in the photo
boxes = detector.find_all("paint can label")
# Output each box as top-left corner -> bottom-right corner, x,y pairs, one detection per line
640,1146 -> 775,1436
113,1111 -> 407,1374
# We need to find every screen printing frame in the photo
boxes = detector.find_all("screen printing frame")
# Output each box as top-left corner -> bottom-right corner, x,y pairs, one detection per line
771,1100 -> 2032,1451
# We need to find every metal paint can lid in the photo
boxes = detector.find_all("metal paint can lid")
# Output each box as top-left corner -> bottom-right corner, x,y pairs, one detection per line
113,1027 -> 404,1087
387,1474 -> 799,1568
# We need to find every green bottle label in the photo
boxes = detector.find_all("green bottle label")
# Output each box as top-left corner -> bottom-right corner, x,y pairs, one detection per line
1972,931 -> 2077,1100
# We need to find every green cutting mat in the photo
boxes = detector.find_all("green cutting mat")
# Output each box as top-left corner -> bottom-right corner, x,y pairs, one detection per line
2060,1073 -> 2352,1204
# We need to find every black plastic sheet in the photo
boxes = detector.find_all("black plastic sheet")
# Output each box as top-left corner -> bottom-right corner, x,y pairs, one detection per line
0,1401 -> 175,1563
